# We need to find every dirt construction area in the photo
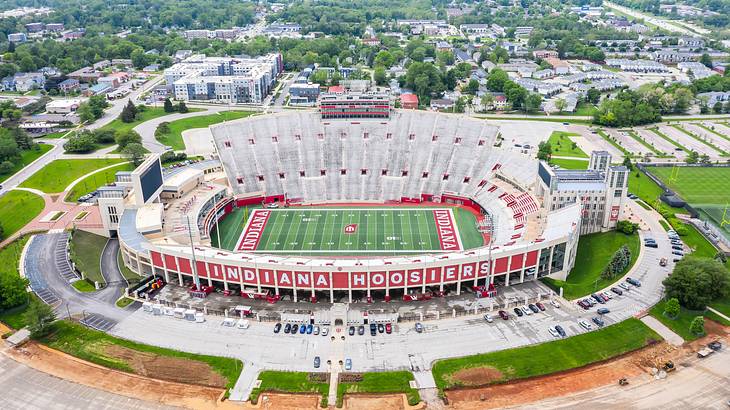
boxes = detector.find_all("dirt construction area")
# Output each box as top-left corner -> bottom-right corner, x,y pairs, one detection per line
342,394 -> 417,410
452,367 -> 505,386
254,393 -> 321,409
445,322 -> 730,409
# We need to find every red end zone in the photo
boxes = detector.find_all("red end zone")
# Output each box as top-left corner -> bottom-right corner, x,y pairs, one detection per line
433,209 -> 463,251
236,209 -> 272,251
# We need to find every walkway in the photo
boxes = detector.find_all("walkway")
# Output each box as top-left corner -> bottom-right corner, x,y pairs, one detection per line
640,316 -> 684,346
708,307 -> 730,322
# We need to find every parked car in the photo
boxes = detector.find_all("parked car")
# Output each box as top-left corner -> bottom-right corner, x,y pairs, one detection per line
300,324 -> 307,334
274,323 -> 282,333
535,302 -> 546,311
348,326 -> 355,336
708,341 -> 722,351
579,320 -> 593,330
306,324 -> 313,334
672,250 -> 684,256
321,327 -> 329,336
378,323 -> 385,333
601,291 -> 613,300
483,314 -> 493,323
626,278 -> 641,287
597,307 -> 610,315
513,307 -> 524,317
498,310 -> 509,320
555,325 -> 566,337
550,299 -> 561,308
314,356 -> 321,368
577,300 -> 589,310
385,323 -> 392,334
592,317 -> 605,327
370,323 -> 377,336
415,322 -> 424,333
358,325 -> 365,335
528,304 -> 539,313
345,358 -> 352,371
291,324 -> 299,334
548,327 -> 560,338
284,323 -> 291,333
610,287 -> 623,296
313,325 -> 320,335
645,242 -> 658,248
619,282 -> 630,290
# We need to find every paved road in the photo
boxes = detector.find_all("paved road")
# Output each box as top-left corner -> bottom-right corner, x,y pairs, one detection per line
0,351 -> 177,410
99,238 -> 130,306
0,139 -> 65,196
510,344 -> 730,409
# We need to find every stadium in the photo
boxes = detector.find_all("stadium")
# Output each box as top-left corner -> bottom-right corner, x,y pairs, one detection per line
108,97 -> 595,304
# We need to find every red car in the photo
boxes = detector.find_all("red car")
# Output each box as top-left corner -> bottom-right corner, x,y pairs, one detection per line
498,310 -> 509,320
535,302 -> 546,311
385,323 -> 392,334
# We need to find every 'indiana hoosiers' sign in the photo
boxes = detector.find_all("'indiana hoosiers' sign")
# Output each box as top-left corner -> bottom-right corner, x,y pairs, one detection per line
344,224 -> 358,234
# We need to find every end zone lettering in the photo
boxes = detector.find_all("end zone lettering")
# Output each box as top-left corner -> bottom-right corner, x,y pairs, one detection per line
433,209 -> 461,251
237,209 -> 272,251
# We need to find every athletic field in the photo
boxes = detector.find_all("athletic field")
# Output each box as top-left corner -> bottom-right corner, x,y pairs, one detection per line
647,166 -> 730,205
212,207 -> 484,255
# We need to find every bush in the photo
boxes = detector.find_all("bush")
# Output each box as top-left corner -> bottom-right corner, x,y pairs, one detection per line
63,131 -> 97,153
616,220 -> 639,235
689,316 -> 705,336
663,298 -> 680,319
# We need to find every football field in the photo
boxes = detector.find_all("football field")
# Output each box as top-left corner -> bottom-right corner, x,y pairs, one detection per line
216,207 -> 482,255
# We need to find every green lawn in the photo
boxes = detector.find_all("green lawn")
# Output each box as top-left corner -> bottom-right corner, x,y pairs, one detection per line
541,230 -> 640,300
69,230 -> 108,285
98,107 -> 170,135
432,318 -> 660,391
649,299 -> 730,341
249,371 -> 329,405
116,296 -> 134,308
547,131 -> 588,158
20,158 -> 125,193
556,102 -> 597,117
72,279 -> 97,292
549,158 -> 589,170
0,236 -> 33,328
42,130 -> 73,139
337,371 -> 419,406
38,320 -> 243,391
155,111 -> 255,151
647,166 -> 730,206
0,144 -> 53,183
0,190 -> 45,238
64,162 -> 133,202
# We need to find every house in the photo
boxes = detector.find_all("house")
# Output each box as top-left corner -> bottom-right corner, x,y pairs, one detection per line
111,59 -> 133,67
362,37 -> 380,46
8,33 -> 27,43
533,50 -> 558,59
46,99 -> 81,114
544,58 -> 571,75
492,94 -> 508,110
62,29 -> 84,40
58,78 -> 80,93
143,64 -> 160,72
13,72 -> 46,92
67,67 -> 101,83
430,98 -> 454,110
46,23 -> 64,32
400,93 -> 419,109
25,22 -> 44,32
678,37 -> 705,48
328,85 -> 345,94
532,69 -> 555,80
97,76 -> 120,89
174,50 -> 193,62
84,83 -> 111,96
93,60 -> 111,70
109,72 -> 130,83
436,41 -> 451,52
697,92 -> 730,107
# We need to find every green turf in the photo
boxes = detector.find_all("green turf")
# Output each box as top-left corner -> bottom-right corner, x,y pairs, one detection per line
155,111 -> 255,151
20,158 -> 125,193
549,158 -> 589,170
431,318 -> 660,391
218,207 -> 483,255
541,230 -> 640,300
69,230 -> 108,285
249,371 -> 329,405
337,371 -> 420,406
649,299 -> 730,341
98,107 -> 170,135
647,166 -> 730,206
38,320 -> 243,391
0,144 -> 53,183
0,190 -> 45,238
64,162 -> 133,202
42,130 -> 74,139
116,296 -> 134,308
0,235 -> 32,328
72,279 -> 97,292
547,131 -> 588,158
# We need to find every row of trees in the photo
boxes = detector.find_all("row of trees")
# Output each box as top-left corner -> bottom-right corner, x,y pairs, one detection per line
593,86 -> 694,128
601,245 -> 632,280
0,126 -> 39,176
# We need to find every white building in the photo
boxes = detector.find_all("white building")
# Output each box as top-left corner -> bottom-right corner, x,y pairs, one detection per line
46,99 -> 82,114
165,54 -> 283,104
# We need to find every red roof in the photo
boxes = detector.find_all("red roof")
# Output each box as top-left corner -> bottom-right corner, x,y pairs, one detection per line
328,85 -> 345,93
400,93 -> 418,104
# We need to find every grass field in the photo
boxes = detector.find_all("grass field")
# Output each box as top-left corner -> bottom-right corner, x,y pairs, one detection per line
155,111 -> 255,151
249,371 -> 329,405
431,318 -> 660,391
649,299 -> 730,341
549,158 -> 589,170
647,166 -> 730,206
0,144 -> 52,183
547,131 -> 588,158
38,320 -> 243,391
64,162 -> 133,202
541,230 -> 640,300
214,206 -> 483,255
0,190 -> 45,238
0,236 -> 32,328
69,230 -> 108,285
98,107 -> 169,135
20,158 -> 125,193
337,371 -> 419,406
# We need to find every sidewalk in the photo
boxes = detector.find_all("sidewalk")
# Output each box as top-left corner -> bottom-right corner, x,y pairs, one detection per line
640,315 -> 684,346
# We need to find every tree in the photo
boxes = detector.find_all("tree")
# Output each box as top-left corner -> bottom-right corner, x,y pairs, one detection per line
622,156 -> 633,171
686,150 -> 699,164
177,101 -> 189,113
77,102 -> 96,123
163,98 -> 174,113
537,141 -> 552,161
122,143 -> 146,166
0,273 -> 28,310
524,93 -> 542,113
119,100 -> 138,123
63,132 -> 97,153
464,79 -> 479,95
663,298 -> 680,319
486,68 -> 509,92
115,130 -> 142,150
156,122 -> 171,136
689,316 -> 705,336
699,53 -> 713,68
554,98 -> 567,113
373,66 -> 387,86
663,257 -> 730,310
374,50 -> 396,68
713,102 -> 723,114
586,88 -> 601,105
23,300 -> 55,337
481,92 -> 495,110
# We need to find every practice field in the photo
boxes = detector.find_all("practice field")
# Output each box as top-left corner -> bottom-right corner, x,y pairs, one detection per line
647,166 -> 730,205
213,207 -> 483,255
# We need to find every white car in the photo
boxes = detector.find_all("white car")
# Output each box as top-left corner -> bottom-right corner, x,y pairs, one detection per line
619,282 -> 630,290
521,306 -> 532,316
550,299 -> 561,308
483,314 -> 493,323
548,327 -> 560,338
313,325 -> 320,335
602,291 -> 613,300
579,320 -> 592,330
321,327 -> 329,336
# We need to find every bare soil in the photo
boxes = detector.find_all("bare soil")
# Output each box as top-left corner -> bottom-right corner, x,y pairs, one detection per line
255,393 -> 320,409
104,344 -> 227,387
343,393 -> 411,410
451,366 -> 504,386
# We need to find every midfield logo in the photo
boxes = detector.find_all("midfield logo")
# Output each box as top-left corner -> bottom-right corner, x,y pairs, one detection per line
344,224 -> 358,234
